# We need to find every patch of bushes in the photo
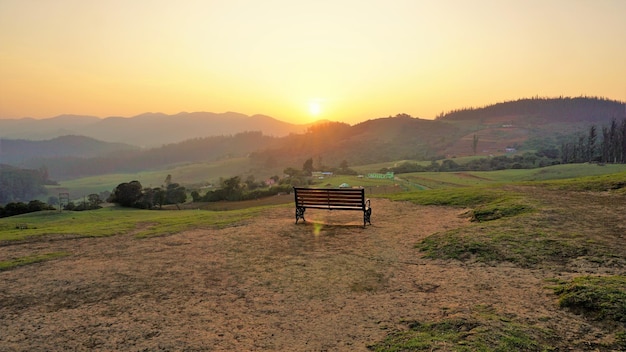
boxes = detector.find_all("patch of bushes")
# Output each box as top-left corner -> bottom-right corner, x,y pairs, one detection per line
382,152 -> 561,175
0,200 -> 55,218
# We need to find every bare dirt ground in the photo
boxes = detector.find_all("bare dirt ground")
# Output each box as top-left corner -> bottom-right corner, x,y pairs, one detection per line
0,198 -> 618,351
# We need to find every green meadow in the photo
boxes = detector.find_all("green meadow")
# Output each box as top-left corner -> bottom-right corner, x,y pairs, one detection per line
0,204 -> 266,241
47,157 -> 284,199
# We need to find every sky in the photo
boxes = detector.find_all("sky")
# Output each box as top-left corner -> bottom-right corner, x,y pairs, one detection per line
1,0 -> 625,125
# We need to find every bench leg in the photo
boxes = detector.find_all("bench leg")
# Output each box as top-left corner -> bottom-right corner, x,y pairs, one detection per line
363,208 -> 372,226
295,207 -> 306,224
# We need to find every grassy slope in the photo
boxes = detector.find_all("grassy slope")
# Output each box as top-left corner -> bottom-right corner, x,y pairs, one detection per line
47,156 -> 626,199
47,157 -> 285,199
0,205 -> 267,241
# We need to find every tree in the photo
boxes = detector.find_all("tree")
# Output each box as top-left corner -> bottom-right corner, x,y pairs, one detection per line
283,167 -> 301,177
166,183 -> 187,204
221,176 -> 243,200
472,134 -> 479,155
0,166 -> 47,204
609,118 -> 619,163
245,175 -> 258,190
87,194 -> 103,209
587,125 -> 597,162
621,119 -> 626,163
153,188 -> 166,209
109,181 -> 143,207
302,158 -> 314,176
601,126 -> 610,163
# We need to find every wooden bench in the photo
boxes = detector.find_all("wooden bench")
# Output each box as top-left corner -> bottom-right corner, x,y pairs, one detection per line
293,187 -> 372,226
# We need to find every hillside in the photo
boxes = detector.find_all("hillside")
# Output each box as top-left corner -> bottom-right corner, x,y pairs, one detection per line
437,96 -> 625,124
437,96 -> 626,157
0,135 -> 138,165
2,97 -> 625,181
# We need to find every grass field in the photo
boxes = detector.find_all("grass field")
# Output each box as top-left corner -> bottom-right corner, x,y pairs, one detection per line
47,157 -> 284,200
0,204 -> 267,242
48,158 -> 626,200
3,163 -> 625,350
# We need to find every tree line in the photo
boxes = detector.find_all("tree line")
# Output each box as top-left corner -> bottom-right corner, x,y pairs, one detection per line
382,149 -> 560,174
107,175 -> 187,209
0,165 -> 54,204
560,118 -> 626,164
437,96 -> 625,124
0,200 -> 55,218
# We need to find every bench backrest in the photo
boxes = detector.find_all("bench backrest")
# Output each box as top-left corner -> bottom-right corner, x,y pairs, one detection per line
293,187 -> 365,210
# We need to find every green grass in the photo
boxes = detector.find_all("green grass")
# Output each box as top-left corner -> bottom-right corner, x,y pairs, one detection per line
385,187 -> 534,222
384,187 -> 502,207
394,164 -> 626,190
0,205 -> 265,241
0,252 -> 70,271
46,161 -> 626,202
417,227 -> 591,267
47,157 -> 280,199
312,175 -> 397,187
385,168 -> 625,269
368,317 -> 558,351
550,275 -> 626,324
537,171 -> 626,193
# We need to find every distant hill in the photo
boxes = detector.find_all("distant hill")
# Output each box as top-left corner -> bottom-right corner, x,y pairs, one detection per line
437,96 -> 625,124
0,112 -> 310,147
436,97 -> 626,157
0,135 -> 138,165
2,97 -> 625,181
249,116 -> 462,168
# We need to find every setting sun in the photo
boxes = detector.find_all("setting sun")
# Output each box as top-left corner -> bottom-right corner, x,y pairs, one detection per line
308,100 -> 322,117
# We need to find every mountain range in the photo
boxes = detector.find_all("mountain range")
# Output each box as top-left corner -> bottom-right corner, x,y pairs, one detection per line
0,111 -> 311,147
1,97 -> 625,181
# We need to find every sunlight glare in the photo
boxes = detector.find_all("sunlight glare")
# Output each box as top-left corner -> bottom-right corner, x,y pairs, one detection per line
308,100 -> 322,117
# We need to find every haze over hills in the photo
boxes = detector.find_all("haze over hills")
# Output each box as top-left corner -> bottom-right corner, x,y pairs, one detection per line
2,97 -> 625,182
0,112 -> 311,147
0,135 -> 138,165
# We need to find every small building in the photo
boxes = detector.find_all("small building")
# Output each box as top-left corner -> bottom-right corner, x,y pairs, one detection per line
367,172 -> 394,179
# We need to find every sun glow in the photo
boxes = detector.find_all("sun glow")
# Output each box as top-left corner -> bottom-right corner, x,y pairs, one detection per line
308,100 -> 322,117
0,2 -> 625,122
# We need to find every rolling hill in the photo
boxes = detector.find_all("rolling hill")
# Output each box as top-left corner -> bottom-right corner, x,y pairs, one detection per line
0,135 -> 138,165
1,97 -> 624,182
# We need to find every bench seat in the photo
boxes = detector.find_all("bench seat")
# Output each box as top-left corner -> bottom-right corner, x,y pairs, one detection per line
293,187 -> 372,226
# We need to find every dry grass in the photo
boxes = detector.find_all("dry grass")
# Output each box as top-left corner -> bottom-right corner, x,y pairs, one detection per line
0,186 -> 624,351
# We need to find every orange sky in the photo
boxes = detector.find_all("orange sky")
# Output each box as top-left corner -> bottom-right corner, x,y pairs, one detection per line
1,0 -> 625,124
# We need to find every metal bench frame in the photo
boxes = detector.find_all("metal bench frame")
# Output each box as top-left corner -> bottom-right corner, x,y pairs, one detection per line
293,187 -> 372,226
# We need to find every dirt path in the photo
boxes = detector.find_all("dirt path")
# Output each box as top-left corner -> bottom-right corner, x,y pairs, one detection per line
0,199 -> 599,351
